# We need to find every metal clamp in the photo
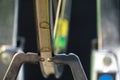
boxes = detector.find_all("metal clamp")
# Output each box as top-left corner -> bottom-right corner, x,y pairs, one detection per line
3,52 -> 43,80
3,52 -> 88,80
49,53 -> 88,80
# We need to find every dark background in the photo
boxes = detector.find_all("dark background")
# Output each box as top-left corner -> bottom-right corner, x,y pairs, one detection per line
18,0 -> 97,80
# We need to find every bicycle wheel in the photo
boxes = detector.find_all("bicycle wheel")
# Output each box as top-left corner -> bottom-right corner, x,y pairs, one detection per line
35,0 -> 72,78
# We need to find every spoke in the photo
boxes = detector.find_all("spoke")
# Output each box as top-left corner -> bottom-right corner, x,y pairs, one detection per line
54,0 -> 62,37
54,0 -> 72,53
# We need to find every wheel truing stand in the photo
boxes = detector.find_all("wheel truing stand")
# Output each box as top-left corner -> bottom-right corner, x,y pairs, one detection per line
3,53 -> 88,80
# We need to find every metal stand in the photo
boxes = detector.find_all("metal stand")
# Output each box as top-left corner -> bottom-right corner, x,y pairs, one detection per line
50,53 -> 88,80
3,53 -> 43,80
3,53 -> 88,80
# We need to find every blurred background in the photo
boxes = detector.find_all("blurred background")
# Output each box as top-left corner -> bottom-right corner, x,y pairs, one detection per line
17,0 -> 96,80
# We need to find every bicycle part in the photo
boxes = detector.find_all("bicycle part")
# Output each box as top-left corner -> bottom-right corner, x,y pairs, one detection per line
35,0 -> 72,78
49,0 -> 64,78
53,0 -> 72,78
54,0 -> 72,54
35,0 -> 55,77
53,0 -> 73,78
3,52 -> 43,80
52,0 -> 58,16
50,53 -> 88,80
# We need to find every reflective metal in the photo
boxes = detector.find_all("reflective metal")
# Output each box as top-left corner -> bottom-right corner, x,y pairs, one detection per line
51,53 -> 88,80
3,52 -> 42,80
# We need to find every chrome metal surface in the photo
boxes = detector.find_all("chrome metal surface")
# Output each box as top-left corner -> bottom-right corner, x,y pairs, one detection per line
3,52 -> 42,80
51,53 -> 88,80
